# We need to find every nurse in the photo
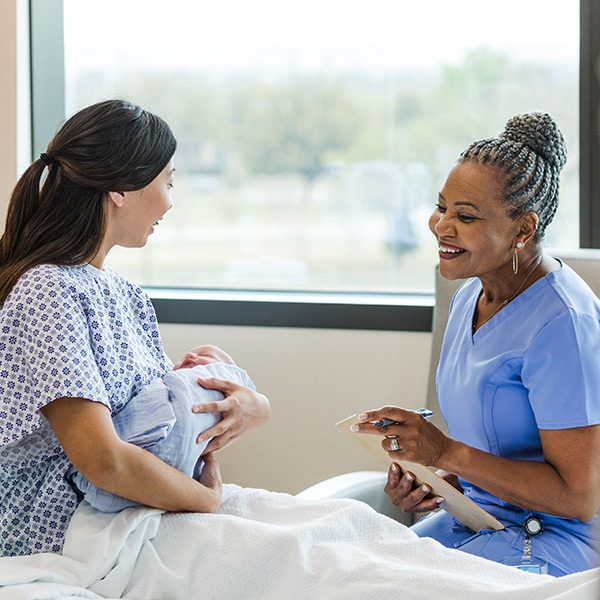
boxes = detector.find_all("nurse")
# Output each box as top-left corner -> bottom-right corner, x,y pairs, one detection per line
353,112 -> 600,576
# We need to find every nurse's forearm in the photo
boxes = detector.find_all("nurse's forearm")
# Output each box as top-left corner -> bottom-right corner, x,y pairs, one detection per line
438,439 -> 597,521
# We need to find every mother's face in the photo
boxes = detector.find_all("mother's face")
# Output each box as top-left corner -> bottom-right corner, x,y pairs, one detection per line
428,161 -> 522,281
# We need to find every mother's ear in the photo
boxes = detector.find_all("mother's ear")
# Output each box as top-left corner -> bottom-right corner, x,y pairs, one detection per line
107,191 -> 126,208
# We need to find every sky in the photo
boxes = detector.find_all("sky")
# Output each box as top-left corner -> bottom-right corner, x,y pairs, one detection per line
64,0 -> 579,73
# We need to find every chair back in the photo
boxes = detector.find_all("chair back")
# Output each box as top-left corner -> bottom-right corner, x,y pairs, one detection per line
425,248 -> 600,434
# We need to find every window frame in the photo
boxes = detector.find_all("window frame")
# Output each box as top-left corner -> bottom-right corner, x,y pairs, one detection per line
580,0 -> 600,248
29,0 -> 599,331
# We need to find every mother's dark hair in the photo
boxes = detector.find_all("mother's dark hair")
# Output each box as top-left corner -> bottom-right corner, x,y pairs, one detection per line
0,99 -> 177,305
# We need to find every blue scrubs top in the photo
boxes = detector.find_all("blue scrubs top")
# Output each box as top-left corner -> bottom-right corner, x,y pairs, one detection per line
432,262 -> 600,574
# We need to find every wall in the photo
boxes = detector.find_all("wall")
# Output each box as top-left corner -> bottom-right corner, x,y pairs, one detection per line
1,0 -> 433,496
0,0 -> 30,224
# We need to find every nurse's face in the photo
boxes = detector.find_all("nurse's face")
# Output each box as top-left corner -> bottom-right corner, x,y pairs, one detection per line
428,161 -> 521,281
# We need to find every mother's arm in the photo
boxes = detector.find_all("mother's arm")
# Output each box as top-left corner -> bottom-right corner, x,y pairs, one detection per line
41,397 -> 222,513
355,407 -> 600,521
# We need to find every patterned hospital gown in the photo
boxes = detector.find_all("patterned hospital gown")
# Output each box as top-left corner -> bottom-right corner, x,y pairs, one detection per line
0,263 -> 172,556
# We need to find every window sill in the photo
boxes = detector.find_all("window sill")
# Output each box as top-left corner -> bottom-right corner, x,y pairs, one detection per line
147,288 -> 434,332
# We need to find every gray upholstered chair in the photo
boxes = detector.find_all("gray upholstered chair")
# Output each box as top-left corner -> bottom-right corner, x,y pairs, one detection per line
298,249 -> 600,523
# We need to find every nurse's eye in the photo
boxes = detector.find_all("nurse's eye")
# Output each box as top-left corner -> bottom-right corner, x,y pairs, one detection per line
435,203 -> 446,213
458,214 -> 476,223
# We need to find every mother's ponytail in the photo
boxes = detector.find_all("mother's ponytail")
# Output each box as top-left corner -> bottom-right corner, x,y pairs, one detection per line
0,100 -> 177,306
0,158 -> 49,264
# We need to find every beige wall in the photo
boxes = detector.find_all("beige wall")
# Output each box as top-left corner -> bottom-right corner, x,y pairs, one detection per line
0,0 -> 30,225
1,0 -> 433,495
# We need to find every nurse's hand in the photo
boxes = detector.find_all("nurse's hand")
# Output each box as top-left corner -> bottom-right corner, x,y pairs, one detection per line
352,405 -> 452,467
192,377 -> 271,454
385,463 -> 446,513
385,465 -> 463,512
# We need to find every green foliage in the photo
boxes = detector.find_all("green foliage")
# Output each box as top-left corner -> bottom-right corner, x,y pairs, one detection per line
93,47 -> 576,193
233,78 -> 357,182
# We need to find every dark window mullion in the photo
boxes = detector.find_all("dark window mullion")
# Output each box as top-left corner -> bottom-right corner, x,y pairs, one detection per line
580,0 -> 600,248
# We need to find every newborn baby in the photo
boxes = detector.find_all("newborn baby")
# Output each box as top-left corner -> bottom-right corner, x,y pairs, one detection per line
68,346 -> 255,512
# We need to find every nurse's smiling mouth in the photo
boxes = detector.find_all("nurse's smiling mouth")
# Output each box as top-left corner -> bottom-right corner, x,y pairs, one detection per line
438,243 -> 467,260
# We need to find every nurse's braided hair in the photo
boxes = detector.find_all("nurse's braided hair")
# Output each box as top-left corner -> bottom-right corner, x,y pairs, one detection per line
459,112 -> 567,243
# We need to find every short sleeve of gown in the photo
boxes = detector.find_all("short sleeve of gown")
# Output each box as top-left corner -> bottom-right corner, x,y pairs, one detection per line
0,270 -> 110,445
522,310 -> 600,429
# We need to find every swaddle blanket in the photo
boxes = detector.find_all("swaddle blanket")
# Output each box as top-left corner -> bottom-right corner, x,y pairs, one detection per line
69,363 -> 255,512
0,485 -> 598,600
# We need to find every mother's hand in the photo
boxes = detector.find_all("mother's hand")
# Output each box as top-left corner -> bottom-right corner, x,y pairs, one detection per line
192,377 -> 271,453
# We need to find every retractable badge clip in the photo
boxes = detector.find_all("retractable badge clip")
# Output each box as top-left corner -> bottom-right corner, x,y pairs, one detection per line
502,516 -> 548,574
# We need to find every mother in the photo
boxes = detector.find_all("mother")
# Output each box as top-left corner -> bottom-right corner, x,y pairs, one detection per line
0,100 -> 270,556
355,112 -> 600,576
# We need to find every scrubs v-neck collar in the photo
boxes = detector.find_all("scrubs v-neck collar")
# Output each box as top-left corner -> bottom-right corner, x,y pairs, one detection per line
469,264 -> 561,344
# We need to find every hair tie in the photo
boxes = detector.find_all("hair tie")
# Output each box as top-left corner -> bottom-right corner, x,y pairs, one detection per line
40,153 -> 54,166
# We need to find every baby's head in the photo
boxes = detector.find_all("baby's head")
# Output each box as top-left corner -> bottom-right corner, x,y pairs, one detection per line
173,344 -> 236,370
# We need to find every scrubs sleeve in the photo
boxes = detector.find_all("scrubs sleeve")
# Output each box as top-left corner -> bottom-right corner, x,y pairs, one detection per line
522,310 -> 600,429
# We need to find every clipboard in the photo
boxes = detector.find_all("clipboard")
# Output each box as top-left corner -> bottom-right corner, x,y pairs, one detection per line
336,414 -> 504,532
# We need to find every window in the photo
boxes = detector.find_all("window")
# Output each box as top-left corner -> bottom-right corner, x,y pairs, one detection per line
53,2 -> 582,286
31,1 -> 600,329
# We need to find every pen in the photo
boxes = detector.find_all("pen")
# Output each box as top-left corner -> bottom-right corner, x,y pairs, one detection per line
373,408 -> 434,427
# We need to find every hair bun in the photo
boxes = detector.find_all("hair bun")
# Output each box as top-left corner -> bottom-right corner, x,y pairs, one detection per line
499,112 -> 567,171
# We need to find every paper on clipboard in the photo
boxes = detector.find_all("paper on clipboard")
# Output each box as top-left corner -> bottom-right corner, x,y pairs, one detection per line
336,415 -> 504,533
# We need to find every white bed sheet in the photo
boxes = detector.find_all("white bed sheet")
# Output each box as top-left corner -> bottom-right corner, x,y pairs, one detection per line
0,484 -> 598,600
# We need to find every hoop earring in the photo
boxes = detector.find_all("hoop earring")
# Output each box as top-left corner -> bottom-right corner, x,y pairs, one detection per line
513,242 -> 523,275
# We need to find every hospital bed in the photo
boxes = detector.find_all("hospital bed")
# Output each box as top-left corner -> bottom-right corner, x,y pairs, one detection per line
1,251 -> 599,599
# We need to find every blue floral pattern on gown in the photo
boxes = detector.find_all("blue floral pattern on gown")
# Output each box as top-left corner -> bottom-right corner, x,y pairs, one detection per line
0,263 -> 171,556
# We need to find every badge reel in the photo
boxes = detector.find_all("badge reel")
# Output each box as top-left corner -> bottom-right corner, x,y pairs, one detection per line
502,517 -> 548,574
